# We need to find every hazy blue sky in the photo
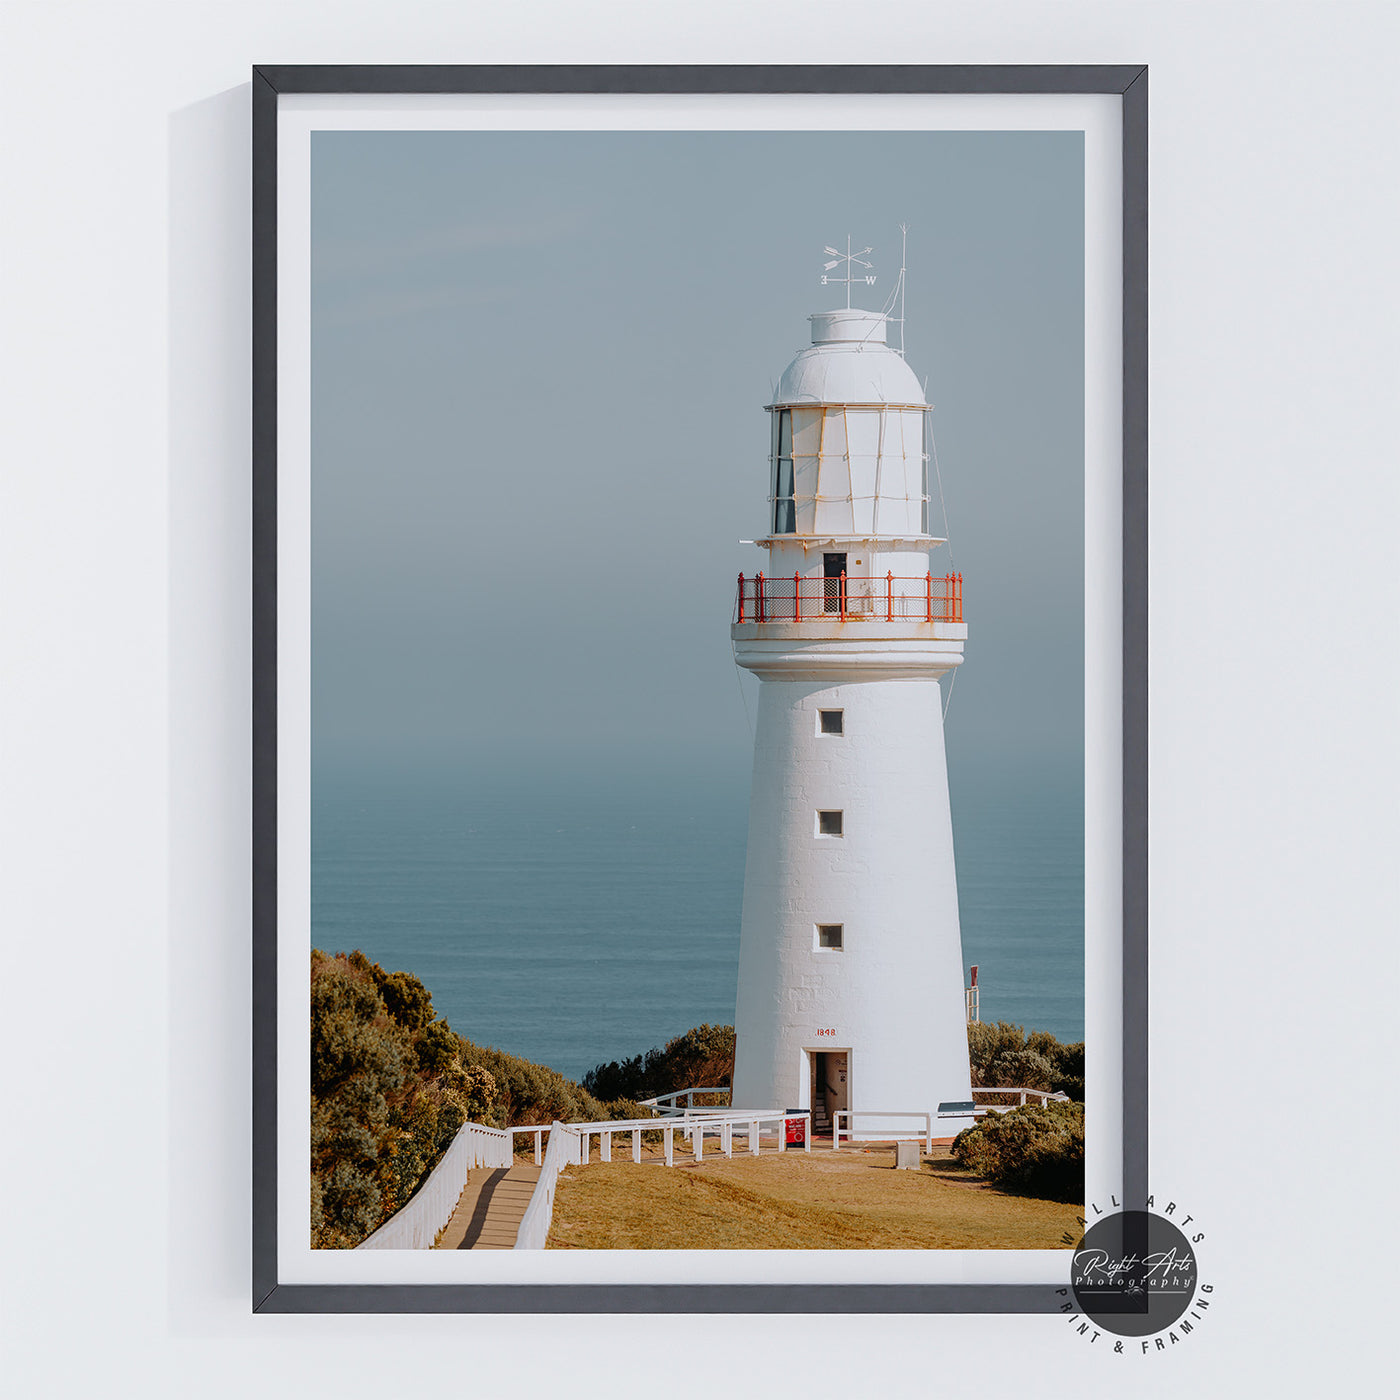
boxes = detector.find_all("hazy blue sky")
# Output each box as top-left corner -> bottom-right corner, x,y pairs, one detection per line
310,130 -> 1084,787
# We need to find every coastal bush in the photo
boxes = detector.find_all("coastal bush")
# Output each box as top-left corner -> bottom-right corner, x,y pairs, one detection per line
968,1021 -> 1084,1102
311,950 -> 704,1239
583,1053 -> 647,1104
1031,1032 -> 1085,1101
952,1100 -> 1084,1202
582,1024 -> 736,1103
983,1048 -> 1055,1092
601,1098 -> 655,1123
381,970 -> 435,1030
310,950 -> 503,1249
663,1024 -> 736,1093
415,1018 -> 458,1074
453,1035 -> 612,1128
318,1159 -> 383,1247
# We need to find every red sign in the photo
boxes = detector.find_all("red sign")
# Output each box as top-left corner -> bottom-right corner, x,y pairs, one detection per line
785,1116 -> 806,1144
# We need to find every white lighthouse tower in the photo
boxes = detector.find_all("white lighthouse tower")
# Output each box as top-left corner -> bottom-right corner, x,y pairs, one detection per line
730,244 -> 974,1139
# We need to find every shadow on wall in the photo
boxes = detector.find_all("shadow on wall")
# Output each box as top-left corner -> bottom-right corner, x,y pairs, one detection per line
166,82 -> 253,1334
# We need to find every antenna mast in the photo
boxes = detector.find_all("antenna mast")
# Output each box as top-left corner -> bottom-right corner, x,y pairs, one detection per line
898,223 -> 908,357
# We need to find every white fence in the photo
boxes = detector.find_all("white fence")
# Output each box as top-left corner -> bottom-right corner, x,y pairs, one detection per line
973,1087 -> 1071,1112
510,1110 -> 812,1249
832,1111 -> 934,1153
357,1119 -> 512,1250
513,1121 -> 581,1250
671,1110 -> 810,1160
831,1092 -> 1070,1150
637,1086 -> 731,1116
512,1124 -> 552,1165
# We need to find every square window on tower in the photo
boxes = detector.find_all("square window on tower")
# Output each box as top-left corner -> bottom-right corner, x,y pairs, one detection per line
816,810 -> 844,837
816,924 -> 844,951
818,709 -> 844,735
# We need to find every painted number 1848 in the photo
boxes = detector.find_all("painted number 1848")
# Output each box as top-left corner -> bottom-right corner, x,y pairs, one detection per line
815,1028 -> 837,1037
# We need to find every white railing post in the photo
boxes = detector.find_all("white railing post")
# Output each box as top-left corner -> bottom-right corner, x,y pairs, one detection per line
534,1129 -> 542,1166
358,1119 -> 510,1250
665,1125 -> 674,1167
804,1114 -> 811,1152
778,1117 -> 786,1153
514,1122 -> 575,1250
632,1128 -> 641,1163
601,1129 -> 612,1163
693,1125 -> 703,1160
833,1111 -> 841,1151
924,1114 -> 932,1155
750,1119 -> 760,1155
722,1121 -> 732,1158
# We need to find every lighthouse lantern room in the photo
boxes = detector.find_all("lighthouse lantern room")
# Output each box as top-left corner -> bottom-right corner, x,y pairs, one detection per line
730,242 -> 974,1140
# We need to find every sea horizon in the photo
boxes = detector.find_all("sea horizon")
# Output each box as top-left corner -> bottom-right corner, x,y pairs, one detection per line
310,749 -> 1084,1083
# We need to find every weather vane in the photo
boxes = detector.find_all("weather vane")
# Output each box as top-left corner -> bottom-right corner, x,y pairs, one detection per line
820,236 -> 876,309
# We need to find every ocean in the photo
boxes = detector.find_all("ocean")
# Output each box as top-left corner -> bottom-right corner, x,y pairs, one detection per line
310,757 -> 1084,1083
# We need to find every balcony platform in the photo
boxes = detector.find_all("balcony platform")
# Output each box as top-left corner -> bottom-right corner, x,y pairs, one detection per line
730,622 -> 966,681
731,618 -> 967,642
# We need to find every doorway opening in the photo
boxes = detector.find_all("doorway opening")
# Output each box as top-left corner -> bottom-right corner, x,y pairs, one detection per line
807,1049 -> 849,1138
822,551 -> 847,613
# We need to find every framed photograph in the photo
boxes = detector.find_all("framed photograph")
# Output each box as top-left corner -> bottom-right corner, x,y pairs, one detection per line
253,64 -> 1147,1313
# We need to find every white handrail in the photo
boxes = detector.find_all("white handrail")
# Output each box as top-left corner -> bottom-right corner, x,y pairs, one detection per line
510,1124 -> 552,1166
675,1105 -> 789,1122
636,1086 -> 732,1116
356,1119 -> 512,1250
680,1112 -> 811,1160
832,1111 -> 933,1154
971,1087 -> 1071,1107
514,1122 -> 582,1250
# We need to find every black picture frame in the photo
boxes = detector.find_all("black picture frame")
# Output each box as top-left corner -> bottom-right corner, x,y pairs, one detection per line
252,63 -> 1147,1314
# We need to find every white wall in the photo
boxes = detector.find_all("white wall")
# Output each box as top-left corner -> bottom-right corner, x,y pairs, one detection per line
2,2 -> 1395,1396
732,676 -> 972,1125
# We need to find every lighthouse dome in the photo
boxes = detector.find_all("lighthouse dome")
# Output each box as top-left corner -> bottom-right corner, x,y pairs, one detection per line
771,308 -> 926,408
766,306 -> 932,540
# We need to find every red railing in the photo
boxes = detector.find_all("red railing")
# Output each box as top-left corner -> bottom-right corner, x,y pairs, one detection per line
734,571 -> 963,624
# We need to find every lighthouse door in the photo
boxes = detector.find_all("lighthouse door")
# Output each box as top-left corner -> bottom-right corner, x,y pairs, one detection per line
808,1050 -> 851,1134
822,552 -> 847,613
826,1052 -> 849,1124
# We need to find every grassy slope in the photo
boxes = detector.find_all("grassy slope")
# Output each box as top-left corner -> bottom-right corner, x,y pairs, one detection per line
546,1144 -> 1079,1250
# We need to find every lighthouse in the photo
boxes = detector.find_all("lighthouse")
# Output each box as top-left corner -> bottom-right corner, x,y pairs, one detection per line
729,247 -> 974,1139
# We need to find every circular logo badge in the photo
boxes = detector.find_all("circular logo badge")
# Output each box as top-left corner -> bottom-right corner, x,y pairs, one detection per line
1071,1210 -> 1199,1337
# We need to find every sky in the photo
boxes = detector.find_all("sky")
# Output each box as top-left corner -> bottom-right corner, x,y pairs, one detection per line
310,129 -> 1084,788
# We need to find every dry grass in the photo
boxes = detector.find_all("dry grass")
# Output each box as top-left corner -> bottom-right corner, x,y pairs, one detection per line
546,1143 -> 1080,1250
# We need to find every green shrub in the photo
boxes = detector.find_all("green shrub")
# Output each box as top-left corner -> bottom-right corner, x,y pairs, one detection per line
582,1024 -> 736,1103
984,1048 -> 1055,1091
952,1100 -> 1084,1202
310,952 -> 729,1245
602,1097 -> 656,1122
966,1020 -> 1027,1080
381,970 -> 435,1031
441,1059 -> 498,1121
968,1021 -> 1085,1102
662,1023 -> 736,1093
310,950 -> 513,1248
311,968 -> 403,1098
454,1035 -> 612,1127
415,1018 -> 458,1075
317,1159 -> 383,1249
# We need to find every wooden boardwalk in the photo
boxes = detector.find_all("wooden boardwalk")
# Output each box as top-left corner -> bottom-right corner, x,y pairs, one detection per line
435,1164 -> 541,1250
